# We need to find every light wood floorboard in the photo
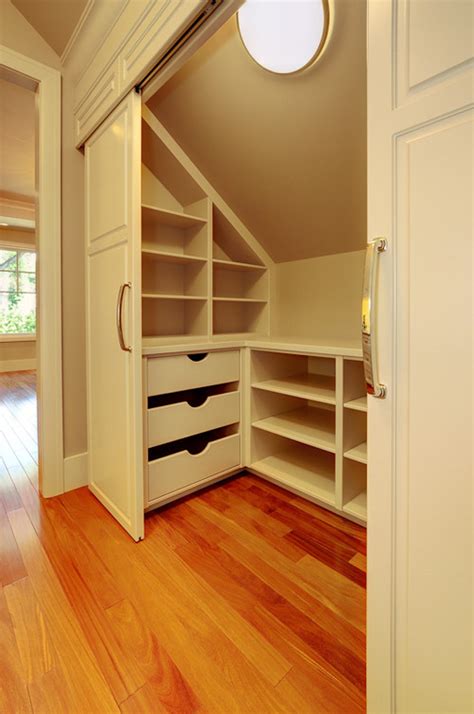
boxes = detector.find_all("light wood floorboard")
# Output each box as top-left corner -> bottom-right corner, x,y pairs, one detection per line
0,371 -> 366,713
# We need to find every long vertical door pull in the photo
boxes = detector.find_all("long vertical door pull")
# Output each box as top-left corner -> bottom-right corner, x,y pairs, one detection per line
362,238 -> 386,398
116,282 -> 132,352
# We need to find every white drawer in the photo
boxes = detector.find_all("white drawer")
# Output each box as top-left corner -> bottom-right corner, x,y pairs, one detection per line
148,390 -> 240,447
148,433 -> 240,502
147,350 -> 240,396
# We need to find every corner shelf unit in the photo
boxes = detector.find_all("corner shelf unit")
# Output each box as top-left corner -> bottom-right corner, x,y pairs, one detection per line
141,110 -> 271,341
249,349 -> 368,524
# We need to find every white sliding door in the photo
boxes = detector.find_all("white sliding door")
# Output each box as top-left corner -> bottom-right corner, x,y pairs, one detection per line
367,1 -> 473,712
85,92 -> 144,541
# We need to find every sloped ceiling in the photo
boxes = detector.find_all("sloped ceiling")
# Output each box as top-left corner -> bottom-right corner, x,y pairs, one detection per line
11,0 -> 89,56
0,76 -> 35,201
148,0 -> 367,263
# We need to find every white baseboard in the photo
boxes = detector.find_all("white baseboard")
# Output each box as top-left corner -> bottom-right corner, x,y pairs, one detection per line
0,359 -> 36,373
64,451 -> 88,492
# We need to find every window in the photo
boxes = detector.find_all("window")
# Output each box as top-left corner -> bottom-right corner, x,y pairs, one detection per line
0,247 -> 36,336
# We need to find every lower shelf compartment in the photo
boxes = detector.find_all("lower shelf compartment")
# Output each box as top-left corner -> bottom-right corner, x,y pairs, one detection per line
343,490 -> 367,521
250,444 -> 335,506
344,442 -> 367,464
252,406 -> 335,453
147,428 -> 240,503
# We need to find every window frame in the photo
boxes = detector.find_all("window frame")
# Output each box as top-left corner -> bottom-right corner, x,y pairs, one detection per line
0,242 -> 37,341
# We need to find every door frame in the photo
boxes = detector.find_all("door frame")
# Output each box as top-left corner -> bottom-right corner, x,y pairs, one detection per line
0,45 -> 63,497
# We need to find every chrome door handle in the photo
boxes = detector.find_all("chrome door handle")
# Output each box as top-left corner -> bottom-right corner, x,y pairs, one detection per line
116,282 -> 132,352
362,238 -> 386,398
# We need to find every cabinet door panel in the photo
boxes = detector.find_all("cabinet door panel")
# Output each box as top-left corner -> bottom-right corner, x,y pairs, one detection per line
85,92 -> 143,541
367,1 -> 473,711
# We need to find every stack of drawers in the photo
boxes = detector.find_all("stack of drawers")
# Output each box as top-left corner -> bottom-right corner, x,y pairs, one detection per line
145,350 -> 241,507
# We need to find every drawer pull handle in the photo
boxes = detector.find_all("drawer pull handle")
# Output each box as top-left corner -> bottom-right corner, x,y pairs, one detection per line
187,441 -> 209,456
187,394 -> 209,408
187,353 -> 209,362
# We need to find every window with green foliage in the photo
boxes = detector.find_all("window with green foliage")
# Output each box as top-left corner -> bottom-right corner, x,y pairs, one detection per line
0,248 -> 36,336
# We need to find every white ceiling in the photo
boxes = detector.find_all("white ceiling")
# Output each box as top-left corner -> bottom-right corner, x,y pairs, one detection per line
10,0 -> 89,56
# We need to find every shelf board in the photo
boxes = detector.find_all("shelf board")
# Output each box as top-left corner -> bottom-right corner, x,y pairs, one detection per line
252,374 -> 336,406
213,258 -> 266,272
142,293 -> 207,301
251,446 -> 335,506
343,490 -> 367,521
344,442 -> 367,464
213,297 -> 267,304
344,396 -> 367,412
252,407 -> 336,453
142,204 -> 207,229
141,249 -> 207,265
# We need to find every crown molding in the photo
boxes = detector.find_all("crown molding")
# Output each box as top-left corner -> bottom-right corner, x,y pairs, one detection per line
60,0 -> 96,64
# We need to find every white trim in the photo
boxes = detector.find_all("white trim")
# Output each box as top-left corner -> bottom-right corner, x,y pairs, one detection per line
0,358 -> 36,373
60,0 -> 96,64
0,46 -> 63,498
0,335 -> 36,343
64,451 -> 88,491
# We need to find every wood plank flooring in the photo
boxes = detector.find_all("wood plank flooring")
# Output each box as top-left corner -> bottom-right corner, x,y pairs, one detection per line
0,370 -> 366,713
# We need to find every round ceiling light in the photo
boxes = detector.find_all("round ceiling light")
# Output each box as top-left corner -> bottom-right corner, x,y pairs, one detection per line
237,0 -> 329,75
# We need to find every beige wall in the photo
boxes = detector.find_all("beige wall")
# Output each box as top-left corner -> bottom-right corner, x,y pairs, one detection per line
61,66 -> 87,456
271,250 -> 365,342
149,0 -> 367,263
0,1 -> 61,69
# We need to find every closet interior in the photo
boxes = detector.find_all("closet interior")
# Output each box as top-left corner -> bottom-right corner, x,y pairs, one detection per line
137,13 -> 367,526
85,6 -> 368,540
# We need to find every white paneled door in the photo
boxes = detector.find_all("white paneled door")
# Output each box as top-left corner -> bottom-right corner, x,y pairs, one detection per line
85,92 -> 144,541
367,1 -> 473,712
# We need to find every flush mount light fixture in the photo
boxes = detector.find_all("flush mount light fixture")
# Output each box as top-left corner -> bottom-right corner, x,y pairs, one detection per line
237,0 -> 330,75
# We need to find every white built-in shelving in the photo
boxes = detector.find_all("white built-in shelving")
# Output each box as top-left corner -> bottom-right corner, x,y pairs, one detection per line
250,349 -> 367,524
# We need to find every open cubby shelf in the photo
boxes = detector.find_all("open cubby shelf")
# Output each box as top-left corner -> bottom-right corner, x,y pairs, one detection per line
142,249 -> 207,265
213,297 -> 267,303
344,396 -> 368,412
252,406 -> 336,453
212,259 -> 266,272
141,116 -> 269,340
251,445 -> 336,507
142,204 -> 207,229
142,294 -> 207,301
343,490 -> 367,520
249,350 -> 367,524
344,442 -> 368,464
252,374 -> 336,405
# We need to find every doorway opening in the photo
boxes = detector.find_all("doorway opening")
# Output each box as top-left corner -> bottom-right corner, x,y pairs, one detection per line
0,46 -> 62,498
0,67 -> 39,490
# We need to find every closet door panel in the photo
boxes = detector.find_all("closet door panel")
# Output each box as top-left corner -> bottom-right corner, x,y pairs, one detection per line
367,1 -> 473,711
85,92 -> 144,541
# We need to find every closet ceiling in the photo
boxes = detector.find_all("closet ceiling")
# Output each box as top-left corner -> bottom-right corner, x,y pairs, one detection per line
0,77 -> 35,202
11,0 -> 88,55
148,0 -> 367,263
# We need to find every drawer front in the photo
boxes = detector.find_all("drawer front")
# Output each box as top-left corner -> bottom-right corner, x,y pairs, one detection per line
147,350 -> 240,396
148,391 -> 240,447
148,434 -> 240,502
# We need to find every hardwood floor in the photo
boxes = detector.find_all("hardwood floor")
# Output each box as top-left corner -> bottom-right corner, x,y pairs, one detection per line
0,370 -> 366,713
